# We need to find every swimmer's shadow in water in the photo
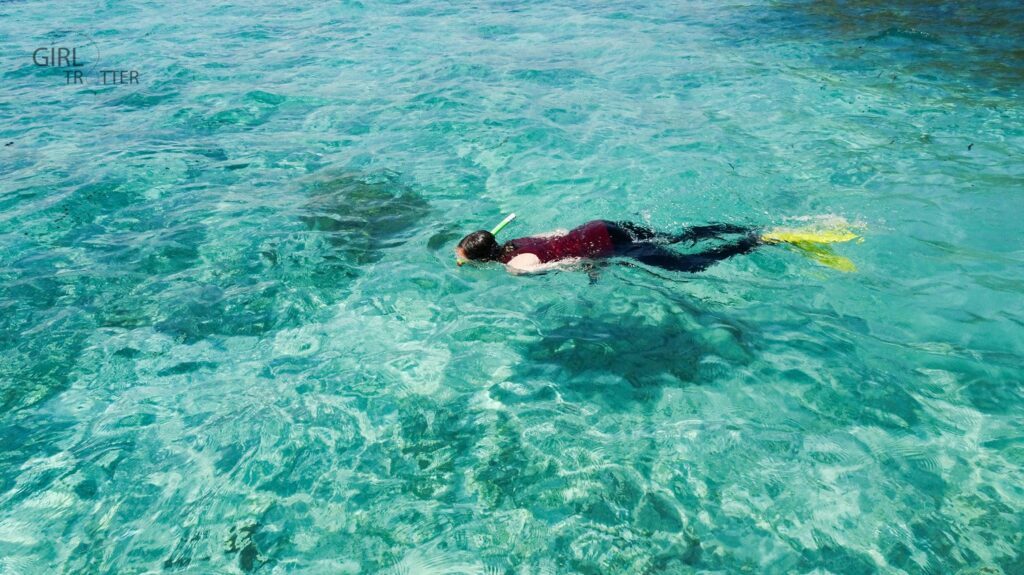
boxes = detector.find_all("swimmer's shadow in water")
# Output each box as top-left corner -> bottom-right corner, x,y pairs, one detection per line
513,312 -> 753,407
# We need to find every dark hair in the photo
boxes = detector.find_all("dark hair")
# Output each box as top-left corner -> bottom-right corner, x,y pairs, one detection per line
457,230 -> 502,261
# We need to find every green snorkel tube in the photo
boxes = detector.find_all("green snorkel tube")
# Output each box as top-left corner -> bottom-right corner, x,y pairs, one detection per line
456,213 -> 516,266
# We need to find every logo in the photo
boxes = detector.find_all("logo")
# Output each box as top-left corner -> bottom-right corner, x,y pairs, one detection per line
33,29 -> 140,88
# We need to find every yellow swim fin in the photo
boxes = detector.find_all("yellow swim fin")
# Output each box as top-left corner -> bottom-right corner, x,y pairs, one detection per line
786,241 -> 857,272
761,225 -> 860,245
761,220 -> 862,272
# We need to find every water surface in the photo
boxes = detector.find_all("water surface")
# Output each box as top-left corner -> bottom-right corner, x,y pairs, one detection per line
1,1 -> 1022,573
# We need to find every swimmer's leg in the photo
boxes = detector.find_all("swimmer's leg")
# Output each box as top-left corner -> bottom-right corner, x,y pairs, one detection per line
671,223 -> 754,245
614,221 -> 661,241
626,234 -> 761,273
613,221 -> 754,245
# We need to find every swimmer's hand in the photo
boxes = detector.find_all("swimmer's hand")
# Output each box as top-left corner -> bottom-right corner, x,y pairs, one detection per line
581,262 -> 601,284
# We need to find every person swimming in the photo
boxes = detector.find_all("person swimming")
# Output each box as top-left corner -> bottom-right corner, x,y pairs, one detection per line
455,220 -> 763,274
455,217 -> 863,274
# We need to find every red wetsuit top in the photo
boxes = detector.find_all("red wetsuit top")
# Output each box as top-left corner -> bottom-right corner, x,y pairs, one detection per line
499,220 -> 616,264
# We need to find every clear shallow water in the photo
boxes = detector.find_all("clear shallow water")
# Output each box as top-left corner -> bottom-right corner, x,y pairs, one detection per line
1,0 -> 1023,573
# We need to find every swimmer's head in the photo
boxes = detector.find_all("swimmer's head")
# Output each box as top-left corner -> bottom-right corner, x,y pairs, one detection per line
456,230 -> 500,265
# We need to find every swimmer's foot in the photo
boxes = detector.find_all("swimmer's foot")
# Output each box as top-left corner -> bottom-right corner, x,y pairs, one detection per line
761,218 -> 863,272
760,218 -> 861,245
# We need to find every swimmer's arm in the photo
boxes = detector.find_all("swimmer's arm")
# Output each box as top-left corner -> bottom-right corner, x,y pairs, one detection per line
505,254 -> 580,275
505,253 -> 545,274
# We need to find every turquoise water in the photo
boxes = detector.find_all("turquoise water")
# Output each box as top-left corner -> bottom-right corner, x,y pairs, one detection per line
2,1 -> 1023,573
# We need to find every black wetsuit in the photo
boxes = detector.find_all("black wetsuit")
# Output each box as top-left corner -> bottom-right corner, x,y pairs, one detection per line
499,220 -> 761,273
604,221 -> 761,273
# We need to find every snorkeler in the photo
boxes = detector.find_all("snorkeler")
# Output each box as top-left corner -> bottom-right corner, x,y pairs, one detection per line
455,215 -> 861,273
